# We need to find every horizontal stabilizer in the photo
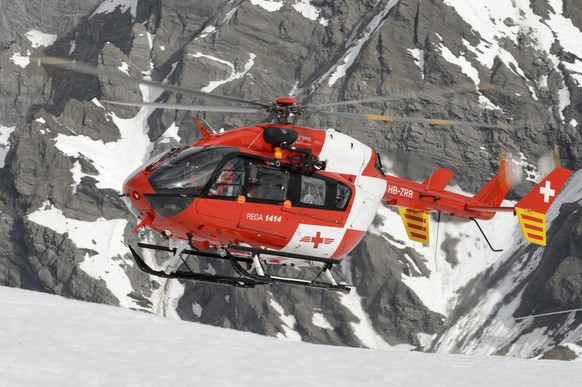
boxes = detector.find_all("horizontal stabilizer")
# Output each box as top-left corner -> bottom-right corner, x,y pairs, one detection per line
423,168 -> 454,189
398,208 -> 430,245
515,208 -> 547,245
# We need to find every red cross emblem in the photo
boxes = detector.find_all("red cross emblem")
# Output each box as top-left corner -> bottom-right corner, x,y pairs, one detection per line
300,232 -> 334,248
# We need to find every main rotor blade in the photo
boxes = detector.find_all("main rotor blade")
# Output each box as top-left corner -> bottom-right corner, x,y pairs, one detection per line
303,83 -> 495,109
101,100 -> 262,113
34,56 -> 270,109
320,111 -> 512,129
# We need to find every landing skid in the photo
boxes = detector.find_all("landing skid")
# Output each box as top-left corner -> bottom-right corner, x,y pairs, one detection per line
129,243 -> 352,293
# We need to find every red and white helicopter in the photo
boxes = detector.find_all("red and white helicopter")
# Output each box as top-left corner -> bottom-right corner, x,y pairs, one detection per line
39,57 -> 572,292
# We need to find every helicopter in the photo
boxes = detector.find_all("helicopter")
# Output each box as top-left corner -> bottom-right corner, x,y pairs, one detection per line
37,57 -> 572,293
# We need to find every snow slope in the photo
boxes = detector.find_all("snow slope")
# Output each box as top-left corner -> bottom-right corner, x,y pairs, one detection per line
1,286 -> 582,387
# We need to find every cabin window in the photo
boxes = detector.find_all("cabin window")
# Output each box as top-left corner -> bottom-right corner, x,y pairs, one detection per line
300,175 -> 326,206
291,173 -> 351,211
246,162 -> 289,202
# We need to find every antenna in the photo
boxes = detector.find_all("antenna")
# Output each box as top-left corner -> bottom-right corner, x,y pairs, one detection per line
426,166 -> 436,189
200,117 -> 217,135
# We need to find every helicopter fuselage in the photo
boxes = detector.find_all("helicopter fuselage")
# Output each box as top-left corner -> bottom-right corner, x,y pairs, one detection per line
122,124 -> 387,264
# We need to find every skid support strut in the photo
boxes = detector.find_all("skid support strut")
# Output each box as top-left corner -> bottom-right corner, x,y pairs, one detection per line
164,240 -> 188,275
252,255 -> 266,276
129,242 -> 352,292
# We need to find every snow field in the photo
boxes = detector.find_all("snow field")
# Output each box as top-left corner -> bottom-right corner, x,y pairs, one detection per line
2,286 -> 582,387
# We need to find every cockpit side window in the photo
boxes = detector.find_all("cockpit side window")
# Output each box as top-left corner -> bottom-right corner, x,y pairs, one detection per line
208,158 -> 245,197
246,162 -> 289,202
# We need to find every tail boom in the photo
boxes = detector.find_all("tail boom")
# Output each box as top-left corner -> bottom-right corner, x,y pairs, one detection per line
384,163 -> 571,247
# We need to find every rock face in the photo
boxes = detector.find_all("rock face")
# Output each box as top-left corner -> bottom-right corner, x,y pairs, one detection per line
1,0 -> 581,357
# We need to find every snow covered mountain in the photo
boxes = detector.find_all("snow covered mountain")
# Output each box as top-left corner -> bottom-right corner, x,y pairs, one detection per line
1,0 -> 581,360
3,285 -> 582,387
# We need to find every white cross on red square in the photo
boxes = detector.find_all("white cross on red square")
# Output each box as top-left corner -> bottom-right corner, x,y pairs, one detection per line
539,181 -> 556,203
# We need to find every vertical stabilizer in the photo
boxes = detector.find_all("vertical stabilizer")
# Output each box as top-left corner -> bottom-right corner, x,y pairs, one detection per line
471,158 -> 514,208
423,168 -> 454,189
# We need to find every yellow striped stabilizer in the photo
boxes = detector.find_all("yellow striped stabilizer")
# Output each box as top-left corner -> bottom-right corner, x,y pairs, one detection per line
398,208 -> 430,245
515,207 -> 546,246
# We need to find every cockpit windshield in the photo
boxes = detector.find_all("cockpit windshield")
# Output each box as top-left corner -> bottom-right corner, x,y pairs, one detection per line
148,147 -> 237,195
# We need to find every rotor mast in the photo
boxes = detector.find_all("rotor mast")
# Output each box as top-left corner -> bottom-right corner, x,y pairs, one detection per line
269,96 -> 302,123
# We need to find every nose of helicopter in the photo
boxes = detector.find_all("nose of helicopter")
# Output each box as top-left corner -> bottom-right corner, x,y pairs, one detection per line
121,146 -> 235,235
121,168 -> 152,223
121,162 -> 201,229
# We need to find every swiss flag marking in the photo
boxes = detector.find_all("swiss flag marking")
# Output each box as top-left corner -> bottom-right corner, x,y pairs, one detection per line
539,181 -> 556,203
